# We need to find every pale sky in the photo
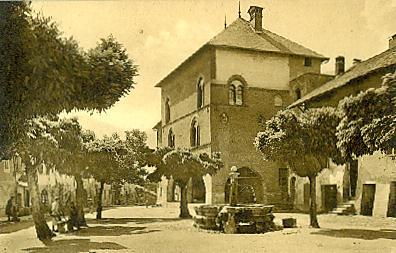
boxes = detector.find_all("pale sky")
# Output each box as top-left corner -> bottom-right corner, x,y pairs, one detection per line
32,0 -> 396,147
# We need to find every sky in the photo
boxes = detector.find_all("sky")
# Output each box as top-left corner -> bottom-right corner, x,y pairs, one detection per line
31,0 -> 396,148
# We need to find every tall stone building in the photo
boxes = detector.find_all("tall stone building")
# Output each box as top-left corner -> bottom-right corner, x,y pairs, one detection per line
153,6 -> 329,207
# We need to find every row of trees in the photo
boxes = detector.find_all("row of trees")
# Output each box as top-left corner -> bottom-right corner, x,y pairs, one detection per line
255,71 -> 396,228
0,2 -> 138,241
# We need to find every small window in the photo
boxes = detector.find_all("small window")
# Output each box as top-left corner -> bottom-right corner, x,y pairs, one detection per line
236,85 -> 243,105
229,85 -> 236,105
197,78 -> 204,109
168,128 -> 175,148
190,119 -> 200,147
165,99 -> 170,124
295,88 -> 302,100
274,95 -> 283,107
304,57 -> 312,67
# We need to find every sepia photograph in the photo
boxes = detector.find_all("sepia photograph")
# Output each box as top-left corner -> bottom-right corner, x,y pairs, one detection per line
0,0 -> 395,252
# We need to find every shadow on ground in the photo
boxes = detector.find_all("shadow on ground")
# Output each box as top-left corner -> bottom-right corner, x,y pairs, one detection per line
0,220 -> 34,234
73,225 -> 160,236
23,239 -> 126,253
312,228 -> 396,240
87,217 -> 181,225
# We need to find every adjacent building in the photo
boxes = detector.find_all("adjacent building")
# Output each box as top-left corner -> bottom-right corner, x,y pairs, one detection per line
153,6 -> 330,208
289,35 -> 396,217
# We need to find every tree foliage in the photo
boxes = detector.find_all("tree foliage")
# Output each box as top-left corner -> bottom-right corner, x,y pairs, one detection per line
255,107 -> 343,227
0,2 -> 138,157
337,71 -> 396,159
148,148 -> 223,217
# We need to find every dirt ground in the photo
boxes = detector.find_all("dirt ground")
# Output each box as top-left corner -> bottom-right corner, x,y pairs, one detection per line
0,204 -> 395,253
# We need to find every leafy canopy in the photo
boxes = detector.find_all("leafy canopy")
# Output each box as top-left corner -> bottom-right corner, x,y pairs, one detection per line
255,107 -> 343,177
148,147 -> 223,186
337,71 -> 396,159
0,2 -> 137,157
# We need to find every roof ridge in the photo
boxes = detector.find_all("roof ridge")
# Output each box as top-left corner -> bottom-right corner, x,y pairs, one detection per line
237,18 -> 292,53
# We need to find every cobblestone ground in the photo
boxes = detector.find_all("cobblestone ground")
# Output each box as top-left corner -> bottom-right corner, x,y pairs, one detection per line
1,204 -> 395,253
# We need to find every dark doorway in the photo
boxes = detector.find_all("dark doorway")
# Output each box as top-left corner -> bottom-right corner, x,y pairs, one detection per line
349,160 -> 358,198
24,190 -> 30,207
387,182 -> 396,217
279,168 -> 289,200
303,183 -> 310,210
322,184 -> 337,212
224,167 -> 264,204
191,177 -> 205,203
361,184 -> 376,216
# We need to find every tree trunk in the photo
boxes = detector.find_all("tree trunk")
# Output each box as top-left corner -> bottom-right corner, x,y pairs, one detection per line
179,183 -> 191,218
308,175 -> 320,228
96,181 -> 104,220
75,174 -> 87,227
26,164 -> 55,241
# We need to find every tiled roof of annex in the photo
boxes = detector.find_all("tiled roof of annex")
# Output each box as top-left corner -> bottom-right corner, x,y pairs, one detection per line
289,45 -> 396,108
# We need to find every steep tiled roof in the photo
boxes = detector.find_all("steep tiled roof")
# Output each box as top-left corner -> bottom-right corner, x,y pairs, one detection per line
289,46 -> 396,108
156,18 -> 327,87
210,18 -> 328,59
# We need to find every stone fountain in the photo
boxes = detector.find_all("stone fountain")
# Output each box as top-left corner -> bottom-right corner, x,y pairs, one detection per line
194,166 -> 277,234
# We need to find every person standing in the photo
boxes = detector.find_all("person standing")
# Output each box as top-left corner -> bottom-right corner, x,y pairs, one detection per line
5,196 -> 14,221
51,197 -> 60,232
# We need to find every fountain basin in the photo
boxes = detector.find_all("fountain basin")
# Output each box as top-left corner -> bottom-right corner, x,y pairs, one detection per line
194,204 -> 276,234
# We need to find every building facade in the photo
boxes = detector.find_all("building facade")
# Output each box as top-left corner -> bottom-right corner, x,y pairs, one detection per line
154,6 -> 329,208
289,36 -> 396,216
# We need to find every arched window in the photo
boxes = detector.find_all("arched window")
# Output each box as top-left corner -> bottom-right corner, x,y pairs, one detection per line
295,88 -> 301,100
165,98 -> 170,123
190,119 -> 200,147
197,78 -> 204,109
274,95 -> 283,107
229,85 -> 236,105
229,79 -> 244,105
168,128 -> 175,148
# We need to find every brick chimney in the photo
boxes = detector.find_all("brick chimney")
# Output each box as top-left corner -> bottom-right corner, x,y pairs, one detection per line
248,6 -> 263,32
335,56 -> 345,75
389,34 -> 396,49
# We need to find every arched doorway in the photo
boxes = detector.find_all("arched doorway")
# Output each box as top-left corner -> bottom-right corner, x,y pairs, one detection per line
191,177 -> 205,203
224,167 -> 264,204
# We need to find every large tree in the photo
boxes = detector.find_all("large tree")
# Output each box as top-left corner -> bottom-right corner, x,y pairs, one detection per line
255,108 -> 343,228
337,71 -> 396,158
148,148 -> 223,218
0,2 -> 137,241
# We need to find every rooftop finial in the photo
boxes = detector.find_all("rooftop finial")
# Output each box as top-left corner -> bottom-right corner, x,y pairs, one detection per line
238,1 -> 241,18
224,13 -> 227,29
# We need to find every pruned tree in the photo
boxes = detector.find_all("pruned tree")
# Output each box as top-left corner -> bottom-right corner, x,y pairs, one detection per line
255,108 -> 343,228
14,117 -> 61,240
0,2 -> 137,241
148,148 -> 223,218
52,117 -> 92,227
85,133 -> 125,219
337,71 -> 396,159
